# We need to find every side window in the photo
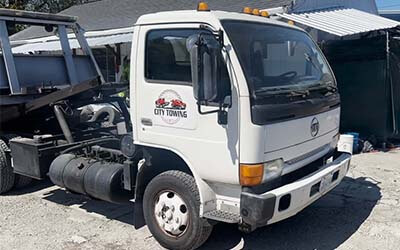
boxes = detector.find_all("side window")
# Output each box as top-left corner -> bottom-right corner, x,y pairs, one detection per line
145,29 -> 202,84
145,28 -> 231,103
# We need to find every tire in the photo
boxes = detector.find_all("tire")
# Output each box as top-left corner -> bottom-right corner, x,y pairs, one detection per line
14,174 -> 32,189
0,139 -> 15,194
0,134 -> 19,143
143,171 -> 213,250
1,134 -> 32,189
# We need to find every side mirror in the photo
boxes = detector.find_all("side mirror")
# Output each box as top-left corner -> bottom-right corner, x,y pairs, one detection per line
187,33 -> 220,103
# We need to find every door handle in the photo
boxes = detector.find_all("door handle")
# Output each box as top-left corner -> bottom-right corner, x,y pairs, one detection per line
141,118 -> 153,126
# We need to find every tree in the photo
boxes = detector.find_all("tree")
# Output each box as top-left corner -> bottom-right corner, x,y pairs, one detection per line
0,0 -> 99,13
0,1 -> 28,10
0,0 -> 99,34
27,0 -> 100,13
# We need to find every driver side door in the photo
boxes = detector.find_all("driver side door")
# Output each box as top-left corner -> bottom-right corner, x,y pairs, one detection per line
133,23 -> 240,184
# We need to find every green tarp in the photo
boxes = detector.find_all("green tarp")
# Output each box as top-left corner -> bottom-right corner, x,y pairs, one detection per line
322,35 -> 400,141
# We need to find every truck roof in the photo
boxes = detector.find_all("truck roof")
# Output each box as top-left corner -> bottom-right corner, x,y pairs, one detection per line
0,8 -> 77,24
136,10 -> 302,31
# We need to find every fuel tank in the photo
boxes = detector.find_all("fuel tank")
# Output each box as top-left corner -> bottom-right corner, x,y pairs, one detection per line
49,154 -> 133,204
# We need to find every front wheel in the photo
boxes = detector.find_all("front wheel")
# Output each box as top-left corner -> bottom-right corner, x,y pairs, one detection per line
143,171 -> 213,250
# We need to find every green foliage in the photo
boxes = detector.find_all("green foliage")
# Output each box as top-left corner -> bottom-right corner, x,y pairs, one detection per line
0,0 -> 27,10
0,0 -> 98,13
0,0 -> 98,34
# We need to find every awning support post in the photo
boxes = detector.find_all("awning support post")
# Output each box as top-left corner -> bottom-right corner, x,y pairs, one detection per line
386,31 -> 398,135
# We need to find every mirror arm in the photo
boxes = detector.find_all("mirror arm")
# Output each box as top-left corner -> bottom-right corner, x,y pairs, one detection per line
197,95 -> 231,115
197,99 -> 230,125
197,102 -> 220,115
217,29 -> 224,49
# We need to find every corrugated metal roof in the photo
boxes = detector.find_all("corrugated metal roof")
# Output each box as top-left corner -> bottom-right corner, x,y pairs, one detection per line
12,32 -> 133,53
277,8 -> 400,37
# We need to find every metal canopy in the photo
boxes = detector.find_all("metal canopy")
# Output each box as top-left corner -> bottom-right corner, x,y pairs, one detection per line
277,8 -> 400,37
12,33 -> 133,54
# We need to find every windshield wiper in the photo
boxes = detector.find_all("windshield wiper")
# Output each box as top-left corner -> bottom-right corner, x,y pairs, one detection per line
288,89 -> 310,97
326,85 -> 338,93
307,81 -> 338,93
255,86 -> 293,95
255,86 -> 310,97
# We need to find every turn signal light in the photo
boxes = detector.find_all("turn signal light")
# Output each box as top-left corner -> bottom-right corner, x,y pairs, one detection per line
243,7 -> 252,14
288,20 -> 295,25
240,164 -> 263,186
261,11 -> 269,17
252,8 -> 260,15
197,2 -> 209,11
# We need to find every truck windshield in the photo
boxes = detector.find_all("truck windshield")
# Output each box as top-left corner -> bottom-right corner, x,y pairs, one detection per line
221,20 -> 336,98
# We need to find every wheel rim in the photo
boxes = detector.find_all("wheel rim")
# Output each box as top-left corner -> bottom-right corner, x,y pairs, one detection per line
154,190 -> 189,237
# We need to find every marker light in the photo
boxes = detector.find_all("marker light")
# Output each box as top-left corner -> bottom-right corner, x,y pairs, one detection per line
240,159 -> 284,186
288,20 -> 295,25
243,7 -> 252,14
252,8 -> 260,15
197,2 -> 209,11
240,164 -> 263,186
261,11 -> 269,17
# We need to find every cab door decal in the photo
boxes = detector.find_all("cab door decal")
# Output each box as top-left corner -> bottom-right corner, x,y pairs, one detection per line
154,90 -> 188,125
152,89 -> 197,129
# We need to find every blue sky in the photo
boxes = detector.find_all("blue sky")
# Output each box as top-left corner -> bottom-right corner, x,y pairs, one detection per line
376,0 -> 400,10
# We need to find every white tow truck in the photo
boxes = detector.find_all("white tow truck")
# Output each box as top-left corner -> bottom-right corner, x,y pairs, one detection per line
0,4 -> 351,250
127,3 -> 351,249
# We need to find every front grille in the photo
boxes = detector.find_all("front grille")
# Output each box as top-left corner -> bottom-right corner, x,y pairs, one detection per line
286,144 -> 330,165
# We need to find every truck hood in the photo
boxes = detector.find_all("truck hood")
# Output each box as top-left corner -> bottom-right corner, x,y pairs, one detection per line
263,108 -> 340,171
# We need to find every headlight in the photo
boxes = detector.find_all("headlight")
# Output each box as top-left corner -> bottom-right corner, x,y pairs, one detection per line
240,159 -> 284,186
262,159 -> 284,182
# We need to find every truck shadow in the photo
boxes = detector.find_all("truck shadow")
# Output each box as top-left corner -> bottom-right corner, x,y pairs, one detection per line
38,175 -> 380,250
200,176 -> 381,250
41,184 -> 135,225
5,178 -> 54,196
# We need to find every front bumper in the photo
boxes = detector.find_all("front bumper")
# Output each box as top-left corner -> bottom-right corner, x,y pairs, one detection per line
240,153 -> 351,230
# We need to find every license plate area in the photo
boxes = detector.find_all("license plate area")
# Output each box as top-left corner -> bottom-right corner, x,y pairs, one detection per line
309,169 -> 340,197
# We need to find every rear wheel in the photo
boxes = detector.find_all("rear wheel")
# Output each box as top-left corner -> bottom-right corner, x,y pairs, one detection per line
0,139 -> 15,194
143,171 -> 213,250
0,134 -> 32,189
14,174 -> 33,189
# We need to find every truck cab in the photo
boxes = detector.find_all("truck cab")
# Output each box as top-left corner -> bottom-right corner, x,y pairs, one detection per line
129,5 -> 351,249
